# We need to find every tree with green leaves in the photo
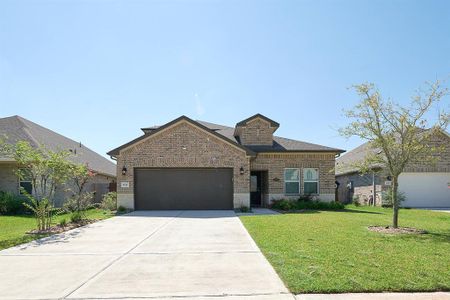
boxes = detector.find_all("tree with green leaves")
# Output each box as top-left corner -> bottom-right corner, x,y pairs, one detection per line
4,141 -> 73,230
340,80 -> 449,228
64,164 -> 96,217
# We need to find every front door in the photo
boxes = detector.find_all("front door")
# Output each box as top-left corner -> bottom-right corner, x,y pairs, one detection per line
250,171 -> 262,207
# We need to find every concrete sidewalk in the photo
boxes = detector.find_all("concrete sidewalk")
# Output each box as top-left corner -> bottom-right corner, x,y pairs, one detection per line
0,210 -> 289,299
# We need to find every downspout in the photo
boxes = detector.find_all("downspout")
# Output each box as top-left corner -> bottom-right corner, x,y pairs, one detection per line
372,172 -> 376,206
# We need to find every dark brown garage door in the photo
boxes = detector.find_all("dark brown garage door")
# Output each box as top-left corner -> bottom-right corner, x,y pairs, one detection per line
134,168 -> 233,210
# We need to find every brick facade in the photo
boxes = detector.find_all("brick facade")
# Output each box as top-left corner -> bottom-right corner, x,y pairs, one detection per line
336,132 -> 450,206
235,118 -> 275,146
251,152 -> 336,203
116,120 -> 251,209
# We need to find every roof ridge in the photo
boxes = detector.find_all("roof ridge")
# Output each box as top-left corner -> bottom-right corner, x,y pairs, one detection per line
10,115 -> 41,148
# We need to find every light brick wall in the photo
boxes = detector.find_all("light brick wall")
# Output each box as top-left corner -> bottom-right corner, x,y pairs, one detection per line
116,121 -> 251,209
0,163 -> 19,195
236,118 -> 274,146
405,132 -> 450,172
251,152 -> 336,203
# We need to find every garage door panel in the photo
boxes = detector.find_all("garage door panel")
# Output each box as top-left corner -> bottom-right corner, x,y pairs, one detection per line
399,172 -> 450,208
135,168 -> 233,210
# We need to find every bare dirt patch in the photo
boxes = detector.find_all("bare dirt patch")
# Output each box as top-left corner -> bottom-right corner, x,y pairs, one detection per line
368,226 -> 427,235
26,219 -> 97,235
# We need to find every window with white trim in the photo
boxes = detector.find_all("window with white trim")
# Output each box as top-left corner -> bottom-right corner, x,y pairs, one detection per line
284,168 -> 300,195
19,168 -> 32,195
303,168 -> 319,194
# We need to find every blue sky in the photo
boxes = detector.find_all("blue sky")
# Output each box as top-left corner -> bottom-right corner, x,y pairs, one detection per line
1,0 -> 449,160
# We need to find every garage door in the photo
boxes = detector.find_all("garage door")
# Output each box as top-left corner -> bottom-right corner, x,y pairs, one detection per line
399,172 -> 450,208
135,168 -> 233,210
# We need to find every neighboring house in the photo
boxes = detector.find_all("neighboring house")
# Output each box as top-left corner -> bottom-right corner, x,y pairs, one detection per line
335,131 -> 450,208
107,114 -> 344,210
0,115 -> 116,206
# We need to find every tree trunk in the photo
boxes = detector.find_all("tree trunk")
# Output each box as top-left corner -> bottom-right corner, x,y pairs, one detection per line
392,175 -> 399,228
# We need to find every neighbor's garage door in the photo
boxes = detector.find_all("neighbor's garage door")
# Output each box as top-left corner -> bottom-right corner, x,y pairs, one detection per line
399,172 -> 450,208
135,168 -> 233,210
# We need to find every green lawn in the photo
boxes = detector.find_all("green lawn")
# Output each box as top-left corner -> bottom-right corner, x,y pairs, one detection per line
240,206 -> 450,294
0,209 -> 114,251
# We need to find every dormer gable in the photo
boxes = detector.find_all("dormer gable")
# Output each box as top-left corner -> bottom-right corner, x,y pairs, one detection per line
234,114 -> 279,146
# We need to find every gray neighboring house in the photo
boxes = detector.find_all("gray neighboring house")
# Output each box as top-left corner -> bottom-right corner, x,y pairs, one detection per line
335,131 -> 450,208
0,115 -> 116,206
108,114 -> 344,210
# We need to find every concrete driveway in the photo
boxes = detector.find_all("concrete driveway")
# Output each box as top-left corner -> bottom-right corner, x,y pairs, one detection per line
0,210 -> 292,300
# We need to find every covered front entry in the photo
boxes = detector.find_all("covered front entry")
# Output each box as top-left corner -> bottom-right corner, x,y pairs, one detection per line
134,168 -> 233,210
250,171 -> 268,207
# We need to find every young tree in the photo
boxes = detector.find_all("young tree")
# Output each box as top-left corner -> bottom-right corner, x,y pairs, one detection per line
65,163 -> 96,217
340,80 -> 449,228
7,141 -> 73,230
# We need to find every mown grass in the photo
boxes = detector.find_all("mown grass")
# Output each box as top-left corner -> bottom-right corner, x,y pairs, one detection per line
240,206 -> 450,293
0,209 -> 114,250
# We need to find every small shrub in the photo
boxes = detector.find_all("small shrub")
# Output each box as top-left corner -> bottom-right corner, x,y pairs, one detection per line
382,188 -> 406,207
0,191 -> 26,215
298,194 -> 312,202
271,198 -> 344,211
117,205 -> 127,214
70,211 -> 83,223
23,196 -> 60,231
352,195 -> 361,207
239,205 -> 251,213
59,218 -> 67,227
63,192 -> 94,215
271,199 -> 295,211
101,192 -> 117,211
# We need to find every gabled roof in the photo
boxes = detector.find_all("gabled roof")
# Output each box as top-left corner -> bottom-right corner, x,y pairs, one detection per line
107,116 -> 255,157
116,117 -> 345,157
0,116 -> 116,176
335,141 -> 383,176
335,129 -> 450,176
235,113 -> 280,127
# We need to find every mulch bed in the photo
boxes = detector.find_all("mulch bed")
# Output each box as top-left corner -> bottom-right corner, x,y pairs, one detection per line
368,226 -> 427,235
26,219 -> 98,235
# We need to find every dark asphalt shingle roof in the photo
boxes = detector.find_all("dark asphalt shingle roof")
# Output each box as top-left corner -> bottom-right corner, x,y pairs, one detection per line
335,141 -> 383,175
0,116 -> 116,176
189,120 -> 344,153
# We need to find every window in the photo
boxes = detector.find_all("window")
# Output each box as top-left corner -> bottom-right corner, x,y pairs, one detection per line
284,168 -> 300,195
19,168 -> 32,195
303,168 -> 319,194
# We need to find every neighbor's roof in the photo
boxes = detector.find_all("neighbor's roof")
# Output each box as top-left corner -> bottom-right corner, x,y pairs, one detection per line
108,116 -> 344,157
336,128 -> 450,176
0,116 -> 116,176
335,142 -> 383,176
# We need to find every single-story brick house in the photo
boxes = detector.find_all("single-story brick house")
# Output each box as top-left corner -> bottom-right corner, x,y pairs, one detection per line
107,114 -> 345,210
0,115 -> 116,206
335,130 -> 450,208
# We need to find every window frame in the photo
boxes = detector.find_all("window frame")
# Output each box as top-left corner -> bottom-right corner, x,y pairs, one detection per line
303,168 -> 319,195
18,168 -> 33,195
284,168 -> 301,195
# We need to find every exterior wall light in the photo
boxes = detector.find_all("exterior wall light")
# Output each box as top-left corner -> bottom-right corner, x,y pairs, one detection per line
240,167 -> 245,175
121,166 -> 127,176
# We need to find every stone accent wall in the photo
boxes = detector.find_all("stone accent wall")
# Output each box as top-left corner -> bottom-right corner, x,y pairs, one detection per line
116,121 -> 251,209
236,118 -> 275,146
250,152 -> 336,204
